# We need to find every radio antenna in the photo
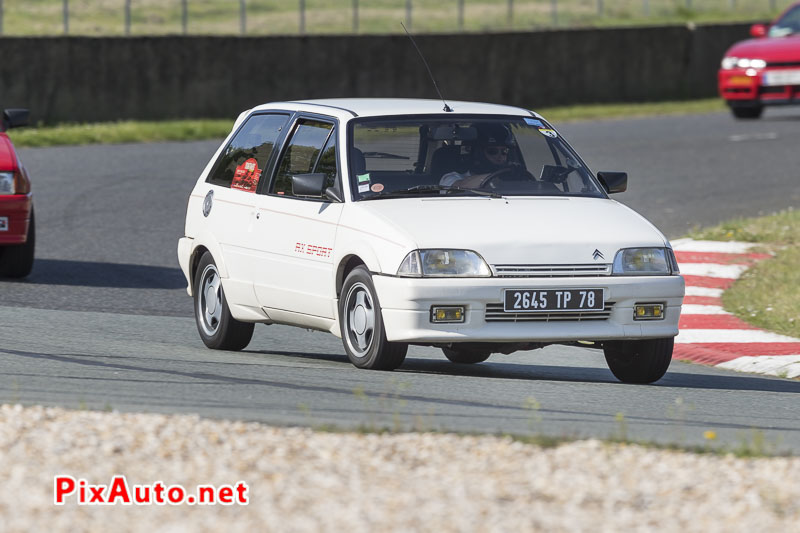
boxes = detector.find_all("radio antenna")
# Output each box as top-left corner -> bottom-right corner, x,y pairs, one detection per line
401,22 -> 453,112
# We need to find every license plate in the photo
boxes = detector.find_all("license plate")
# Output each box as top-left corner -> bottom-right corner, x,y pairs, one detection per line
0,217 -> 7,231
503,288 -> 604,313
763,69 -> 800,86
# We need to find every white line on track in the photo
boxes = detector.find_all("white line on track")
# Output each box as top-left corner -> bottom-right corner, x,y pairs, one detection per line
678,263 -> 749,278
685,286 -> 724,297
717,355 -> 800,378
729,132 -> 779,142
670,239 -> 757,253
676,329 -> 800,344
681,304 -> 731,315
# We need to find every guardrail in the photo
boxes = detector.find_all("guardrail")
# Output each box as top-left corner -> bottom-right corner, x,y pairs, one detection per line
0,0 -> 789,36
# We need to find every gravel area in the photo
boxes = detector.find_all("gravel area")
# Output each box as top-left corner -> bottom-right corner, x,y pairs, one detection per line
1,404 -> 798,533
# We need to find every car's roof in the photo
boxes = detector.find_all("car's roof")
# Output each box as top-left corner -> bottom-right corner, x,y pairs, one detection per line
252,98 -> 538,119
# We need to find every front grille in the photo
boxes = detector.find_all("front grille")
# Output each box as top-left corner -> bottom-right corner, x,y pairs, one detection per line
761,86 -> 789,94
492,264 -> 612,277
485,302 -> 615,322
766,61 -> 800,67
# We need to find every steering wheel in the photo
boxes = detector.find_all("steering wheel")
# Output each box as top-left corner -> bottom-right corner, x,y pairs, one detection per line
478,166 -> 535,189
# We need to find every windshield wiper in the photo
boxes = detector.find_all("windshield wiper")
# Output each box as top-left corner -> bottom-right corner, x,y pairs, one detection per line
408,184 -> 503,198
360,184 -> 502,201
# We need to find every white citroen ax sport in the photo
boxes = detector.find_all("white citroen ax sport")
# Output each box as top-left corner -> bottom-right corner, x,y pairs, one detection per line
178,99 -> 684,383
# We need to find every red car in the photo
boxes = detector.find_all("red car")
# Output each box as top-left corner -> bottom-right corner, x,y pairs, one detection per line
719,2 -> 800,119
0,108 -> 34,278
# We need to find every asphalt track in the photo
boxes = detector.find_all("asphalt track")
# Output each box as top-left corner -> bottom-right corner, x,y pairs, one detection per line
1,107 -> 800,451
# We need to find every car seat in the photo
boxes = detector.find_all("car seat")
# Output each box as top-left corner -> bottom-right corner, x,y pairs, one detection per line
430,145 -> 467,181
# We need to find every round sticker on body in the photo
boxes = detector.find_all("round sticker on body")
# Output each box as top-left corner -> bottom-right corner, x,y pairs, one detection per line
371,183 -> 384,193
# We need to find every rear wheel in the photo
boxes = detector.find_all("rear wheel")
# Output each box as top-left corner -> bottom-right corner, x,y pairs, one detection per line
442,345 -> 491,364
730,105 -> 763,119
603,338 -> 673,384
340,266 -> 407,370
0,209 -> 35,279
194,251 -> 254,351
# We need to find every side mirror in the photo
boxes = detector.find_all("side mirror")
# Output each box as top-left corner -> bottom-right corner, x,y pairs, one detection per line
2,108 -> 29,131
750,24 -> 768,38
597,171 -> 627,194
291,173 -> 327,198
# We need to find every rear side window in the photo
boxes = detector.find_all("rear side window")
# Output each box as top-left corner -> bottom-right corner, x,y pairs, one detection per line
206,113 -> 289,191
272,119 -> 335,196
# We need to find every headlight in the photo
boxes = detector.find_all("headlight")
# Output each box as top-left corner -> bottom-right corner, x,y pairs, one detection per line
612,248 -> 678,276
721,57 -> 767,70
0,172 -> 15,195
397,249 -> 491,277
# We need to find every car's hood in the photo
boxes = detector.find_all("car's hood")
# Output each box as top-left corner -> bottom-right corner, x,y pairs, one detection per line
356,197 -> 668,266
726,35 -> 800,62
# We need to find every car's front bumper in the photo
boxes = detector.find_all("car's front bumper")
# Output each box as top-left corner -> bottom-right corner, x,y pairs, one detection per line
0,194 -> 32,245
719,67 -> 800,106
373,274 -> 684,343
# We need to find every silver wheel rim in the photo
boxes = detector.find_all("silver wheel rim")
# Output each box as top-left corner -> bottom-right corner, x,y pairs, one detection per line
343,281 -> 376,358
198,263 -> 222,337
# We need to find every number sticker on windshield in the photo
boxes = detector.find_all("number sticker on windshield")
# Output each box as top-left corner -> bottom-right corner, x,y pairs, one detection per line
538,128 -> 558,138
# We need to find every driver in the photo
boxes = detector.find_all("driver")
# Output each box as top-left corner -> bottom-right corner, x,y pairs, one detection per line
440,123 -> 514,187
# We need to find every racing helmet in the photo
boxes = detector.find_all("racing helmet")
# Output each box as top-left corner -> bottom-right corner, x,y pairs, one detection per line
472,123 -> 514,172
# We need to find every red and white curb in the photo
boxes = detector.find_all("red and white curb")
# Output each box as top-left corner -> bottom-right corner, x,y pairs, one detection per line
671,238 -> 800,379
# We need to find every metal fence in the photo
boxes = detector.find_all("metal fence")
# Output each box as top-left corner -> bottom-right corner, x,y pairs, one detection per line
0,0 -> 792,36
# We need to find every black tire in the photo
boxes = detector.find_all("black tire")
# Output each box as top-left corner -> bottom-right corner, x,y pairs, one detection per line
193,251 -> 254,351
730,105 -> 763,119
0,209 -> 35,279
603,338 -> 674,384
339,265 -> 407,370
442,345 -> 491,364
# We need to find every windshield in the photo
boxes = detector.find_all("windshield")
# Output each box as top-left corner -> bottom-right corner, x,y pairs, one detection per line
770,5 -> 800,37
348,115 -> 605,201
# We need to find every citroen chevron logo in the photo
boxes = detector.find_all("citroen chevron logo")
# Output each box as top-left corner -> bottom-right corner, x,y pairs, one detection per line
592,249 -> 604,261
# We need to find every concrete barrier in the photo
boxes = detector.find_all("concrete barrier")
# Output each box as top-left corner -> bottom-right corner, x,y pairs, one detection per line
0,23 -> 750,124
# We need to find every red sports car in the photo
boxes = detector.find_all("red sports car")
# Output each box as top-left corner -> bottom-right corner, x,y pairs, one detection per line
719,2 -> 800,119
0,108 -> 34,278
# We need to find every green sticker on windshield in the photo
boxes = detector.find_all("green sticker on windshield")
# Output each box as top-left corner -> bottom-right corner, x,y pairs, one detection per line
357,173 -> 370,183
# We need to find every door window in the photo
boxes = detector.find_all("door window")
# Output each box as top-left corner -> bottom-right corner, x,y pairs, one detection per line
272,119 -> 335,197
207,113 -> 289,192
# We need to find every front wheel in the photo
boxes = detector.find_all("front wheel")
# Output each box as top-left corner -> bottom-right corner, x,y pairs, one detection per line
193,251 -> 254,351
603,338 -> 673,384
339,266 -> 407,370
730,105 -> 763,119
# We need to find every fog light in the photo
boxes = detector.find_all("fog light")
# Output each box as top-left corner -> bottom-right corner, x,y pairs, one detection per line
634,303 -> 665,320
431,306 -> 465,323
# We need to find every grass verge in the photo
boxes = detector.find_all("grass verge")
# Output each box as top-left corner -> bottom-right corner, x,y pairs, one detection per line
6,98 -> 726,148
689,208 -> 800,339
0,1 -> 780,36
7,119 -> 234,148
537,98 -> 726,123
